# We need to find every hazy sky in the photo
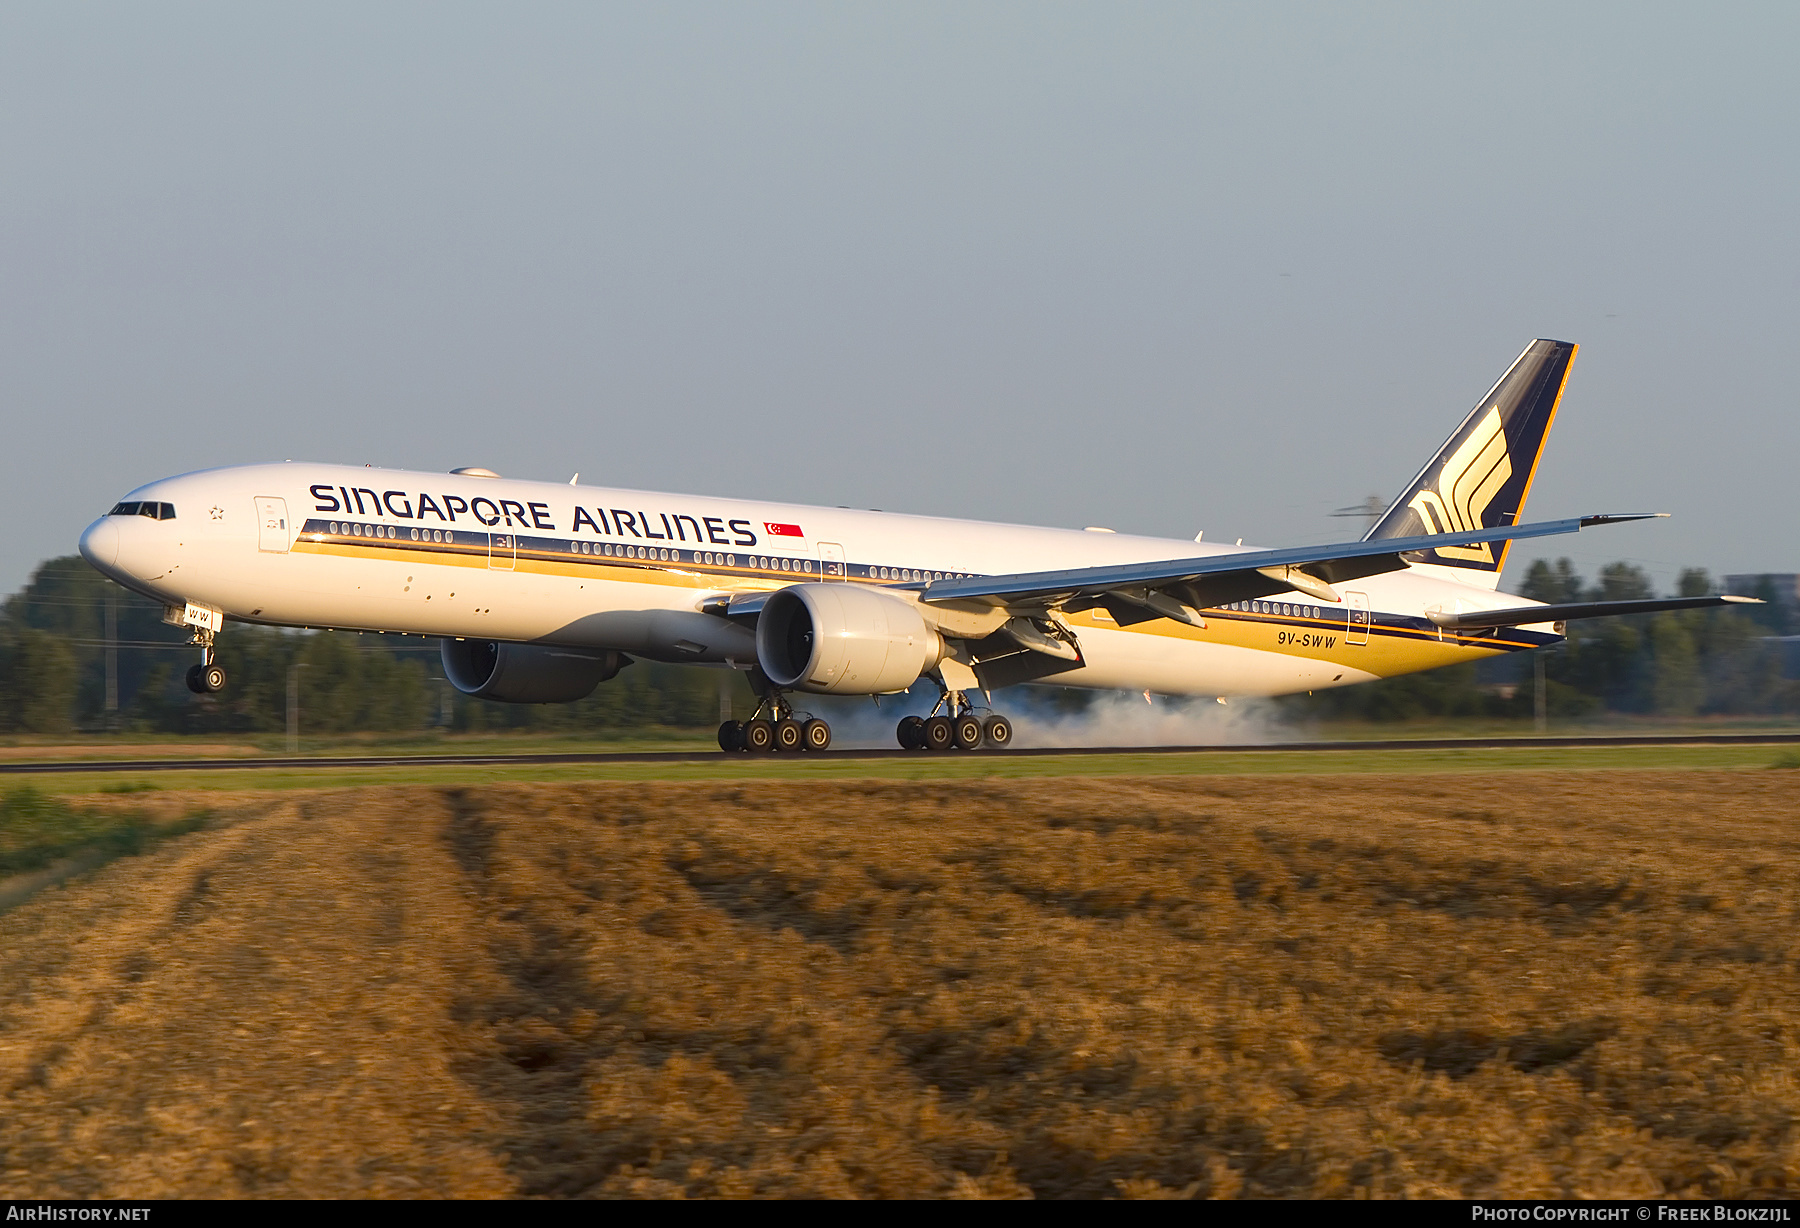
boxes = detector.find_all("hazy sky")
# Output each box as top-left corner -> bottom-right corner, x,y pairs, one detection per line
3,3 -> 1795,597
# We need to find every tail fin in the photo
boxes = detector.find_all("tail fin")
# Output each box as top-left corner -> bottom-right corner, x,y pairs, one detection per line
1365,338 -> 1576,588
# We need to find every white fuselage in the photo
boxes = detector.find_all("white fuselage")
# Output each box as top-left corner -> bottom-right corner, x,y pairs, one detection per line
78,462 -> 1552,697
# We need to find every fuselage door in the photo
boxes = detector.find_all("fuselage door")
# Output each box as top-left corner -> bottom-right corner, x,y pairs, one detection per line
1346,591 -> 1371,646
489,533 -> 516,571
817,542 -> 847,580
255,497 -> 291,553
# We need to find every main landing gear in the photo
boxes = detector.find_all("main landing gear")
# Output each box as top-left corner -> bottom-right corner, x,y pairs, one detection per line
718,691 -> 833,754
896,689 -> 1012,752
184,629 -> 227,695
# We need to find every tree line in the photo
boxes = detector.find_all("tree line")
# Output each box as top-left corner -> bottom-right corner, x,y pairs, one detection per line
1285,559 -> 1799,722
0,554 -> 1793,735
0,556 -> 738,735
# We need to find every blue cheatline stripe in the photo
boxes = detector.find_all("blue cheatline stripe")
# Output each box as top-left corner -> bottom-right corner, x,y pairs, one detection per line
297,519 -> 977,586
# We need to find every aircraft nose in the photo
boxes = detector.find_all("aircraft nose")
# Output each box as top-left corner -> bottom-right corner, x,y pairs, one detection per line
79,516 -> 119,569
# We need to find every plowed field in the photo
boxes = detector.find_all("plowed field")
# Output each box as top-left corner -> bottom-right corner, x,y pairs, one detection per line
3,773 -> 1798,1198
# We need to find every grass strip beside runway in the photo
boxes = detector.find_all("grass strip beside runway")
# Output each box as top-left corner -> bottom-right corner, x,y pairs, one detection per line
11,742 -> 1799,794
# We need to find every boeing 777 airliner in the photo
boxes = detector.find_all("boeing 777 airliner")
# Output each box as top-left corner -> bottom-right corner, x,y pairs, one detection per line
78,340 -> 1751,752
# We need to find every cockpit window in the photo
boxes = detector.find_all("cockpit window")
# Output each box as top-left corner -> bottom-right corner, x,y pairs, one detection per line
108,502 -> 175,520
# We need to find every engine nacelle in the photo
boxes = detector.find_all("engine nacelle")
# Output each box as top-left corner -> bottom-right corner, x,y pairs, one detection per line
756,583 -> 945,694
441,639 -> 628,703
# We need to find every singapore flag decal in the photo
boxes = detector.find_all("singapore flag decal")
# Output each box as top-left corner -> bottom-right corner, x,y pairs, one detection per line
764,522 -> 803,538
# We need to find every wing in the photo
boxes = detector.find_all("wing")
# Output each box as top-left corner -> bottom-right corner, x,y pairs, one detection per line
697,512 -> 1678,694
1427,594 -> 1761,630
912,514 -> 1660,626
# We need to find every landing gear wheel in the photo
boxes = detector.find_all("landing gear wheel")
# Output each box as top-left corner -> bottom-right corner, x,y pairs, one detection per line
718,720 -> 745,752
922,716 -> 955,752
775,719 -> 804,753
185,664 -> 205,694
982,714 -> 1013,748
743,719 -> 775,753
199,663 -> 226,693
953,714 -> 983,749
802,719 -> 832,752
897,715 -> 925,750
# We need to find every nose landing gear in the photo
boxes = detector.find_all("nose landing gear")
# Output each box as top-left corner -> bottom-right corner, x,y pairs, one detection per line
186,662 -> 227,694
184,629 -> 227,694
895,689 -> 1012,751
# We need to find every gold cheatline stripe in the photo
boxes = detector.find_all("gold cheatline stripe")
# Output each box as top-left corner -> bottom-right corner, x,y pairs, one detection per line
1065,607 -> 1528,677
297,539 -> 861,592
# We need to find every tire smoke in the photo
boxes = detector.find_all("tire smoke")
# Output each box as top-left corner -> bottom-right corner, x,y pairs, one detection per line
796,684 -> 1287,750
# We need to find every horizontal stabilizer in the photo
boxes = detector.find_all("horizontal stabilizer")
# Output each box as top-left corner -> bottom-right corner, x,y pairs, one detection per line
1579,513 -> 1670,527
1428,594 -> 1760,631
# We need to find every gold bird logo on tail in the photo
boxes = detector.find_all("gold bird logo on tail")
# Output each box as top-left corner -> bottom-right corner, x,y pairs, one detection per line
1405,406 -> 1512,563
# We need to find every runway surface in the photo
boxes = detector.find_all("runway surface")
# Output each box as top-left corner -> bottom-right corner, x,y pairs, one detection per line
4,732 -> 1799,773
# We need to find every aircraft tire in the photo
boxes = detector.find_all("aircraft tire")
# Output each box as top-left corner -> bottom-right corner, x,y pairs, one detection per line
802,719 -> 832,752
200,664 -> 227,693
775,719 -> 804,753
743,719 -> 775,753
896,716 -> 925,750
953,714 -> 983,749
982,714 -> 1014,748
185,664 -> 206,694
922,716 -> 955,752
717,720 -> 745,752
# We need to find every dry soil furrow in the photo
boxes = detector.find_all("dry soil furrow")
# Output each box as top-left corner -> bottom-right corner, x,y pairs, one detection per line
0,773 -> 1798,1198
0,789 -> 515,1198
0,801 -> 296,1094
437,787 -> 638,1198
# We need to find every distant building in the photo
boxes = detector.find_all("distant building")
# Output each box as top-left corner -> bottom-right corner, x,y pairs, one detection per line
1770,637 -> 1800,681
